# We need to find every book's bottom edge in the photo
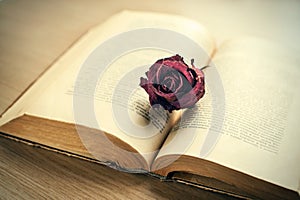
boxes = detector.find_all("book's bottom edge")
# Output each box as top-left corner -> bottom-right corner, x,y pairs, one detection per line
0,131 -> 148,174
173,177 -> 252,200
5,131 -> 297,200
0,131 -> 252,199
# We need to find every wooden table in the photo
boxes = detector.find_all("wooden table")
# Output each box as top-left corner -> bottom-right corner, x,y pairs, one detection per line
1,0 -> 299,199
0,135 -> 239,199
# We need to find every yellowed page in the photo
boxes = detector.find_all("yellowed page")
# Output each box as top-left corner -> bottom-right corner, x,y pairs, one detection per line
8,11 -> 215,168
156,37 -> 300,191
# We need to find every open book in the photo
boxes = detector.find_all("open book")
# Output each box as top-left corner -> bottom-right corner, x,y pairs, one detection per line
0,11 -> 299,200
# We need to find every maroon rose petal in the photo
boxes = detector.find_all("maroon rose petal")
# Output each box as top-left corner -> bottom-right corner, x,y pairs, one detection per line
140,54 -> 205,112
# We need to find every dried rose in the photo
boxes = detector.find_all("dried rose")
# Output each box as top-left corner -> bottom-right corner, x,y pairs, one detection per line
140,54 -> 205,112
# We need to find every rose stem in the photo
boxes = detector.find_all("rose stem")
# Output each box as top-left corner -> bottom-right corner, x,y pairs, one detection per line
200,65 -> 210,71
191,58 -> 210,71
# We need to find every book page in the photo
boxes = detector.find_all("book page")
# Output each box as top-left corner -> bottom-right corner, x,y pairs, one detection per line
156,37 -> 300,191
21,11 -> 216,167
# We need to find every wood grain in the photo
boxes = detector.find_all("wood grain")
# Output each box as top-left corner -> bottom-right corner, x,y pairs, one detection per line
0,135 -> 238,200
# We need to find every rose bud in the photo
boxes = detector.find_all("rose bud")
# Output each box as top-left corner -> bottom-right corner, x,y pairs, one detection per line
140,54 -> 205,112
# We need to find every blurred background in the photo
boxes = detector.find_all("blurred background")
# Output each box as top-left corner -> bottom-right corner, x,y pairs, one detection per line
2,0 -> 300,48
